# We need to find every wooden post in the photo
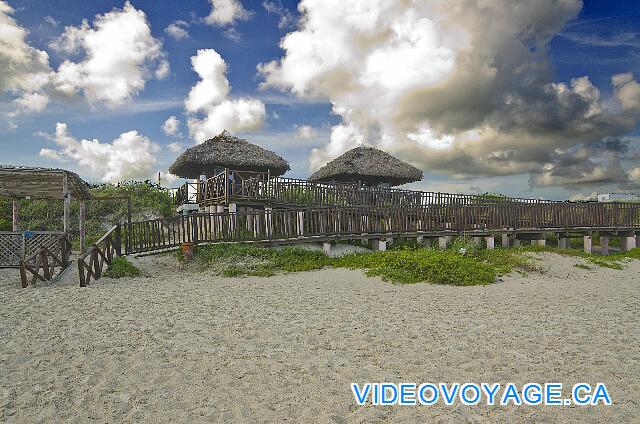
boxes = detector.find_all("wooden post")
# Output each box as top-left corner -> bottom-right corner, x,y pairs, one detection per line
12,199 -> 19,231
114,224 -> 122,256
485,236 -> 495,250
123,196 -> 131,254
63,172 -> 70,233
224,168 -> 229,205
600,235 -> 609,256
79,200 -> 86,253
501,232 -> 509,248
583,234 -> 592,254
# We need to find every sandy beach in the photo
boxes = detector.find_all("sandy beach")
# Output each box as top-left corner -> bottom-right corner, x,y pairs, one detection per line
1,252 -> 639,423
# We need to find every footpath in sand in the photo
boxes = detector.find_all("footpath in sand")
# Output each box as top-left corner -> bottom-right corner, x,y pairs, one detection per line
1,252 -> 638,423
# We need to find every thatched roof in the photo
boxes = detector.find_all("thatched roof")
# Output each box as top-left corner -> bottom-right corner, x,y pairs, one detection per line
309,145 -> 423,186
169,130 -> 290,178
0,166 -> 92,200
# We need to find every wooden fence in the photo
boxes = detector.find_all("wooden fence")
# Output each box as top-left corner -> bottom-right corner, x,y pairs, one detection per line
78,224 -> 122,286
173,169 -> 556,209
124,202 -> 640,254
19,233 -> 71,287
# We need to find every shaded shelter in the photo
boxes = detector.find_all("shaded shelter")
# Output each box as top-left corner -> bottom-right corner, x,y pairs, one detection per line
169,130 -> 290,179
309,145 -> 423,187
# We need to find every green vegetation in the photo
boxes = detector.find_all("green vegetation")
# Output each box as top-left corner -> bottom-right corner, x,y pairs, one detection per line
0,181 -> 173,248
104,256 -> 141,278
186,237 -> 640,285
522,244 -> 640,270
191,244 -> 331,277
189,238 -> 536,286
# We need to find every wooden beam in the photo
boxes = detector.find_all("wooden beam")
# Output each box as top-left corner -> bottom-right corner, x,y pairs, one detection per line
12,199 -> 19,231
63,172 -> 70,233
79,200 -> 86,253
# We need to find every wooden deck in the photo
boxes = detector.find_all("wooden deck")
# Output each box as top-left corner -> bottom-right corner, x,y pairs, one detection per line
172,170 -> 557,209
124,203 -> 640,254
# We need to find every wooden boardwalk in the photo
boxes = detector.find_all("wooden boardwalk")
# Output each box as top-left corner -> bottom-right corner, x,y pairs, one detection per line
125,203 -> 640,254
173,170 -> 557,209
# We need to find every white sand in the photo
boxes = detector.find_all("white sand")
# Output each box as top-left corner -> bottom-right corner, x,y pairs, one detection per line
1,252 -> 639,423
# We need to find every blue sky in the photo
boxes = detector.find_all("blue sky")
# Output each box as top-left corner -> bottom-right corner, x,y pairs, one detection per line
1,0 -> 639,200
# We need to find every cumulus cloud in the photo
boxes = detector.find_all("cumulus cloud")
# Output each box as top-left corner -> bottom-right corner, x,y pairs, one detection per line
38,122 -> 160,182
165,20 -> 189,40
296,125 -> 317,140
205,0 -> 251,26
613,73 -> 640,111
259,0 -> 640,189
49,1 -> 169,106
0,1 -> 53,116
185,49 -> 265,143
162,115 -> 182,137
168,142 -> 184,153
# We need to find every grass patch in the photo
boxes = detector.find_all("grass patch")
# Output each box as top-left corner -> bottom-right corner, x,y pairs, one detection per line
522,245 -> 640,270
190,238 -> 537,286
104,257 -> 141,279
574,263 -> 593,270
186,239 -> 640,285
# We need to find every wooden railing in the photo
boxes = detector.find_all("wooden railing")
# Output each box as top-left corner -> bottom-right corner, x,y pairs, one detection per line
19,233 -> 71,287
78,224 -> 122,287
125,202 -> 640,254
173,169 -> 557,209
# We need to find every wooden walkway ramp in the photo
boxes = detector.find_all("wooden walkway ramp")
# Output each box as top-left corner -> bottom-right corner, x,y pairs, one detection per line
124,204 -> 640,255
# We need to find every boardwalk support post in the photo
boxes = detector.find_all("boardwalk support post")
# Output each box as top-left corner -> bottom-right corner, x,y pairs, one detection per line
322,242 -> 332,256
485,236 -> 495,250
373,239 -> 387,251
438,236 -> 448,249
621,231 -> 636,252
501,233 -> 509,248
600,235 -> 610,256
583,234 -> 592,254
558,233 -> 570,249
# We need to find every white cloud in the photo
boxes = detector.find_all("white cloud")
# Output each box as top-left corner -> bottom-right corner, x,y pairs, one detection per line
162,115 -> 182,137
262,1 -> 296,30
223,27 -> 241,42
296,125 -> 317,140
13,92 -> 49,113
259,0 -> 640,189
185,49 -> 265,143
168,142 -> 183,153
38,122 -> 160,182
613,73 -> 640,111
0,1 -> 53,116
49,1 -> 169,106
165,20 -> 189,40
205,0 -> 251,26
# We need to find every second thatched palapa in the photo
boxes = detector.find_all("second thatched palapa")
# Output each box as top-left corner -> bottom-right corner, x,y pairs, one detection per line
309,145 -> 423,187
169,130 -> 290,178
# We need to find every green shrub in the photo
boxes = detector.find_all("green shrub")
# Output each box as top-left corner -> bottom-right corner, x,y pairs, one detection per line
104,257 -> 141,278
190,239 -> 537,286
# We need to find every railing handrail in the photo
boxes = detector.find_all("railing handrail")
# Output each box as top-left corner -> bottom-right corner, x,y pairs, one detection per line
172,170 -> 559,208
79,224 -> 119,261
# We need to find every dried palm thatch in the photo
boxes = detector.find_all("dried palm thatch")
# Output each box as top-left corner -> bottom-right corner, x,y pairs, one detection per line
169,131 -> 290,178
0,166 -> 92,200
309,145 -> 423,186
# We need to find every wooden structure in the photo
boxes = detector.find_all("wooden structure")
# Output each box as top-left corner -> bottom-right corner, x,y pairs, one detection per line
123,202 -> 640,255
173,170 -> 555,210
309,145 -> 423,187
19,233 -> 72,288
0,166 -> 92,285
78,224 -> 121,287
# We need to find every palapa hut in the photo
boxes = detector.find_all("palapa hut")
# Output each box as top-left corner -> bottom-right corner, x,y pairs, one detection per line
309,145 -> 423,187
169,130 -> 290,179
